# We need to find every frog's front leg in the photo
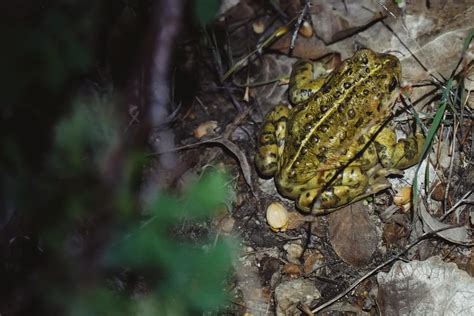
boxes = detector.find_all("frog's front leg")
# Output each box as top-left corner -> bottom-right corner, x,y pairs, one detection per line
288,60 -> 328,104
374,126 -> 424,170
255,104 -> 290,176
297,166 -> 370,212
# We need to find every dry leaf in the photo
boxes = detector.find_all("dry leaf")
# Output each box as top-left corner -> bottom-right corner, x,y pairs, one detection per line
281,263 -> 303,277
303,250 -> 325,275
309,1 -> 385,44
286,210 -> 307,230
419,200 -> 472,245
328,202 -> 378,266
377,256 -> 474,315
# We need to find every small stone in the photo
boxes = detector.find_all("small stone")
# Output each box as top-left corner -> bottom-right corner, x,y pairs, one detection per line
275,279 -> 320,316
194,121 -> 218,139
298,21 -> 313,38
283,242 -> 304,264
394,186 -> 412,206
266,202 -> 289,232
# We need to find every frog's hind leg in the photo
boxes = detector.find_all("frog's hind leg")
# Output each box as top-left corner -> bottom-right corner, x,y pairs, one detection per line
308,166 -> 392,214
255,104 -> 290,176
374,126 -> 424,170
297,166 -> 371,212
288,61 -> 328,104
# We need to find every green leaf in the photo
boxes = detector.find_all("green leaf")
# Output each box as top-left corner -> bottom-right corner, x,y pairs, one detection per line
413,79 -> 453,207
194,0 -> 219,26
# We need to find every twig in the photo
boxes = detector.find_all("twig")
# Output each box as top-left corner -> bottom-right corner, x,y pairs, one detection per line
440,190 -> 473,221
443,120 -> 459,212
290,0 -> 311,51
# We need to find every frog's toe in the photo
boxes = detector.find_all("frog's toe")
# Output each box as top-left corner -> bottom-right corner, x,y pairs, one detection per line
297,190 -> 319,213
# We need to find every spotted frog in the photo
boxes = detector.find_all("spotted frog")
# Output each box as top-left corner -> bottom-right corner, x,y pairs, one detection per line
255,49 -> 424,213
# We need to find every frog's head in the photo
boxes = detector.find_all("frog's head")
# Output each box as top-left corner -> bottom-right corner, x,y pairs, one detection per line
347,48 -> 402,117
353,48 -> 402,94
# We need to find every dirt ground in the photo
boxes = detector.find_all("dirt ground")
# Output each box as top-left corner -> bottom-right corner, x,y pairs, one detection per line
165,1 -> 474,314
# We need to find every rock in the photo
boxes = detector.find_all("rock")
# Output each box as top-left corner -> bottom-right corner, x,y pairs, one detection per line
274,279 -> 320,316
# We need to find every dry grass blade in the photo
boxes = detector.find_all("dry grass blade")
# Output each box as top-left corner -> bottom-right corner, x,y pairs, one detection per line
222,26 -> 289,81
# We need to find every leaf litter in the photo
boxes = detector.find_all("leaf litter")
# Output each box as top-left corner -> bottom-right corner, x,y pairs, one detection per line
169,0 -> 474,314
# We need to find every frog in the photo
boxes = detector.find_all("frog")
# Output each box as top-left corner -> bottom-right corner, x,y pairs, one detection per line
255,48 -> 424,213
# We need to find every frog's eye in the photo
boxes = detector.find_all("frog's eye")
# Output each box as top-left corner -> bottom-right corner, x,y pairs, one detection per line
388,77 -> 398,92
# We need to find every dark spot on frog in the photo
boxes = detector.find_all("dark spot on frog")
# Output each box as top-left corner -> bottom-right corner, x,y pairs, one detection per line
357,136 -> 365,145
301,147 -> 308,155
275,117 -> 287,124
317,154 -> 327,163
269,152 -> 277,158
319,124 -> 329,132
365,67 -> 370,73
321,84 -> 331,94
361,55 -> 368,64
388,77 -> 398,92
321,105 -> 328,113
313,135 -> 320,143
334,90 -> 344,98
366,111 -> 373,116
355,118 -> 364,128
306,192 -> 311,198
260,139 -> 276,146
338,103 -> 345,113
305,113 -> 313,119
343,82 -> 352,89
266,162 -> 277,169
363,89 -> 369,96
348,109 -> 356,119
305,123 -> 313,130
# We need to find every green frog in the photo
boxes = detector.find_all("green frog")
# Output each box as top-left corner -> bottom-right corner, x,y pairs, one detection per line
255,49 -> 424,213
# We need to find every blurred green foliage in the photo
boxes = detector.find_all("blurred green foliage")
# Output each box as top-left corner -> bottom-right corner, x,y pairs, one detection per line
43,96 -> 236,314
194,0 -> 220,26
1,1 -> 237,314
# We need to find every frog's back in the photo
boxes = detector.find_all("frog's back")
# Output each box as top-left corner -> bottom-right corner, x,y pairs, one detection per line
279,49 -> 402,183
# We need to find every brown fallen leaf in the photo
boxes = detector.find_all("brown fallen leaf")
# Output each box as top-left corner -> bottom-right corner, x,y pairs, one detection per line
309,1 -> 386,45
382,222 -> 408,249
303,250 -> 325,275
286,210 -> 307,230
281,263 -> 303,277
327,202 -> 378,266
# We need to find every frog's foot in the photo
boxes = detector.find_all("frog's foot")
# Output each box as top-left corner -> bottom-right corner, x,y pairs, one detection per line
308,166 -> 393,214
255,104 -> 290,176
297,166 -> 370,212
375,127 -> 424,170
288,60 -> 328,104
